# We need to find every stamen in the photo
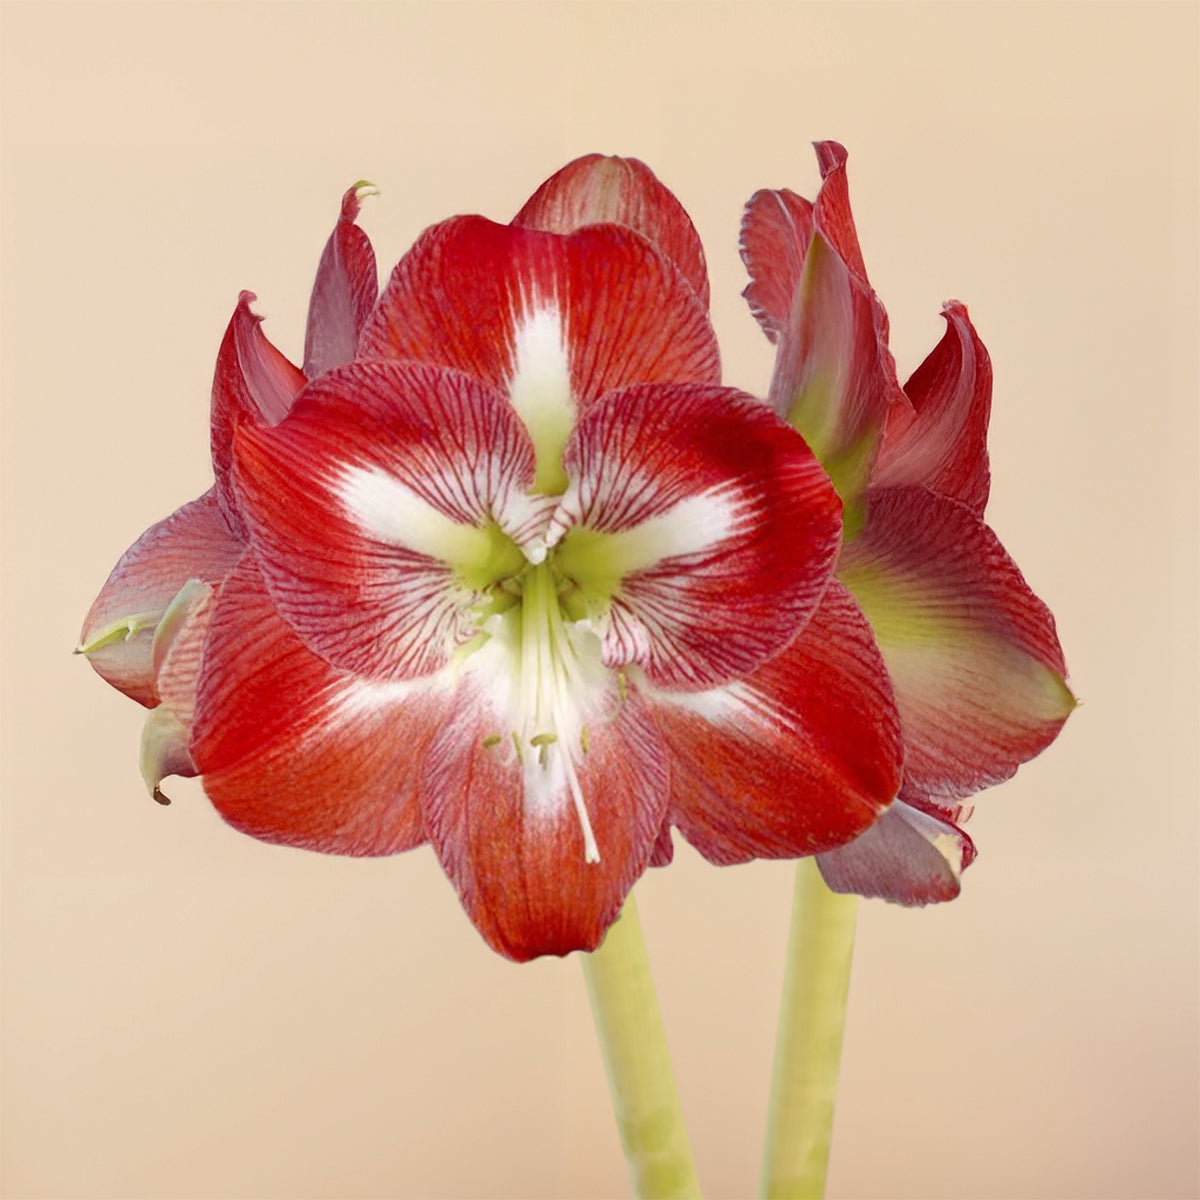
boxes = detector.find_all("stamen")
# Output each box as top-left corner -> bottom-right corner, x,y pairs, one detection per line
563,754 -> 601,864
482,734 -> 502,749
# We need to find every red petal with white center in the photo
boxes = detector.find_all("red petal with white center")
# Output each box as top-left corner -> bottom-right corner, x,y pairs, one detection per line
549,383 -> 842,689
356,217 -> 720,464
739,186 -> 814,341
233,360 -> 541,682
77,489 -> 245,706
743,145 -> 907,523
190,557 -> 430,855
651,580 -> 901,862
816,799 -> 976,904
513,155 -> 711,306
210,292 -> 306,534
303,184 -> 379,379
838,485 -> 1075,805
419,636 -> 669,962
872,301 -> 992,512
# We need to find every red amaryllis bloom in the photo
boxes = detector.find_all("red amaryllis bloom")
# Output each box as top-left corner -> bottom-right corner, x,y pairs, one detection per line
741,142 -> 1075,903
79,159 -> 903,960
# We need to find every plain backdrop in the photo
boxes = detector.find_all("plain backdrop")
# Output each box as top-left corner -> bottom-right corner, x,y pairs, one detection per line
2,3 -> 1197,1198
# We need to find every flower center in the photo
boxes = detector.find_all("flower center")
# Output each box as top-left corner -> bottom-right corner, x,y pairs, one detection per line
469,554 -> 607,863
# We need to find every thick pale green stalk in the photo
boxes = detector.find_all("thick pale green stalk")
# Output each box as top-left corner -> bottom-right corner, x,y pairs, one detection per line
759,858 -> 859,1199
581,895 -> 702,1199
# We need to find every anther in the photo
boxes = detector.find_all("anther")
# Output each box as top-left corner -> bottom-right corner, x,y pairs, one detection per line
530,731 -> 558,767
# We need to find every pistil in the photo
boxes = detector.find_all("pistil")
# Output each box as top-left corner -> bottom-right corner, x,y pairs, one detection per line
518,560 -> 601,863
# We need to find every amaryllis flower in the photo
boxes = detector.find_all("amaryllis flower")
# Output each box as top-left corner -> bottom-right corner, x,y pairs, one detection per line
740,142 -> 1075,903
79,158 -> 903,960
77,183 -> 381,796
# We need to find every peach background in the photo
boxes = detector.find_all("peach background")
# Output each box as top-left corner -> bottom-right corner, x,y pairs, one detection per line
2,3 -> 1197,1197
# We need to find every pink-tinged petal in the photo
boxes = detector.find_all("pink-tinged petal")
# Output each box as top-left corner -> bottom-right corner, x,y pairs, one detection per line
739,186 -> 814,341
872,301 -> 992,512
743,144 -> 908,528
210,292 -> 306,533
139,578 -> 217,801
816,799 -> 976,904
549,382 -> 842,689
651,581 -> 902,863
513,155 -> 710,306
303,183 -> 380,380
419,636 -> 669,962
838,486 -> 1075,805
357,216 -> 719,489
77,489 -> 244,706
233,360 -> 542,682
190,558 -> 429,856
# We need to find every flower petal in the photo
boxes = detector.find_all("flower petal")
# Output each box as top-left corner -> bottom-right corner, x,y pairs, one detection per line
872,301 -> 992,512
838,485 -> 1075,804
233,360 -> 542,682
816,799 -> 976,904
190,557 -> 430,855
743,144 -> 907,529
547,382 -> 843,689
210,292 -> 306,533
77,489 -> 244,706
650,580 -> 901,862
303,183 -> 380,379
419,631 -> 669,961
357,215 -> 720,492
513,154 -> 710,306
139,578 -> 217,801
739,186 -> 813,341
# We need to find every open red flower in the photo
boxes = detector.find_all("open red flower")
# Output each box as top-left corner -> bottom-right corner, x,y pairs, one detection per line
79,159 -> 903,960
741,142 -> 1075,903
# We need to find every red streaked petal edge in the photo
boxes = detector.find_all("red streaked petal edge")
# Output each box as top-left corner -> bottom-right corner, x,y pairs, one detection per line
651,580 -> 902,863
303,183 -> 380,379
816,800 -> 976,904
78,489 -> 245,707
838,485 -> 1075,805
513,154 -> 711,306
551,382 -> 843,689
420,655 -> 669,962
210,292 -> 305,533
190,557 -> 429,856
873,301 -> 992,512
233,359 -> 541,682
357,215 -> 720,409
739,186 -> 814,341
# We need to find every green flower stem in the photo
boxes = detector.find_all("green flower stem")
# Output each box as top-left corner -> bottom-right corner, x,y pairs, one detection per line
759,858 -> 859,1199
581,895 -> 702,1199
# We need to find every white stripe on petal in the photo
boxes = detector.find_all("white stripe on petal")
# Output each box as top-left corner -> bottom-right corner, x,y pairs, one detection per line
337,465 -> 503,568
508,306 -> 575,493
549,483 -> 743,597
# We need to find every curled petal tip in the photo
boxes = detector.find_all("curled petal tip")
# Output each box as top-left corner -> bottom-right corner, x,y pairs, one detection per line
340,181 -> 379,220
813,140 -> 850,176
